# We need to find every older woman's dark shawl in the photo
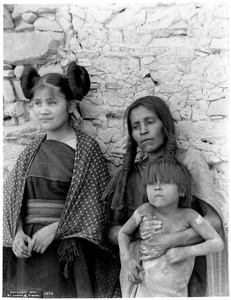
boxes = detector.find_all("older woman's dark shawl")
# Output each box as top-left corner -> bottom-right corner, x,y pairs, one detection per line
3,129 -> 120,297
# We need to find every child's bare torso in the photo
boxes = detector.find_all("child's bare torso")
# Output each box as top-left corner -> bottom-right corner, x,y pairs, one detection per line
135,203 -> 194,297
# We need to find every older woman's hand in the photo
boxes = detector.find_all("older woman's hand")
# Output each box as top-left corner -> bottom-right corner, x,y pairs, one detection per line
140,233 -> 174,260
139,214 -> 162,240
139,214 -> 173,261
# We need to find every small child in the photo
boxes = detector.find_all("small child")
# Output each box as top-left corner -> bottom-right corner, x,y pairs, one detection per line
118,155 -> 224,297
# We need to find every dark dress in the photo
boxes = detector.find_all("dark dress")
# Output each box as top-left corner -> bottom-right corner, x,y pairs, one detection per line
3,140 -> 94,298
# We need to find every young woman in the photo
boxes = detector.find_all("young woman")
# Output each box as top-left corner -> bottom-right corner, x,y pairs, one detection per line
104,96 -> 228,296
3,62 -> 120,298
118,156 -> 224,297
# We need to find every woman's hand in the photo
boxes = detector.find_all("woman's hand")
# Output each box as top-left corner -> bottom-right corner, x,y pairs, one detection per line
139,214 -> 162,239
140,233 -> 172,260
12,230 -> 32,258
124,258 -> 144,284
28,222 -> 59,254
139,214 -> 174,261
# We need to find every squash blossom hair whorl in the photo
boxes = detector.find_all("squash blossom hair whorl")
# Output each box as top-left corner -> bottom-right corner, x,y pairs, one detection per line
146,155 -> 192,208
114,96 -> 177,223
20,61 -> 91,101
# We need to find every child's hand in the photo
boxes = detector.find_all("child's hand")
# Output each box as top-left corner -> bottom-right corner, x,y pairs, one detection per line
165,247 -> 189,264
127,258 -> 144,284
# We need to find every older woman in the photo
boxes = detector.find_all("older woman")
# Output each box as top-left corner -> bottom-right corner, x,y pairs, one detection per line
104,96 -> 228,297
3,62 -> 120,298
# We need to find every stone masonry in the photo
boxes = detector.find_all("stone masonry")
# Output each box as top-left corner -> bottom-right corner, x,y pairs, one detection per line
3,2 -> 229,229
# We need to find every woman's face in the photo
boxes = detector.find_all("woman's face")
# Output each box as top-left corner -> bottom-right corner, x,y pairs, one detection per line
33,85 -> 69,132
129,105 -> 165,154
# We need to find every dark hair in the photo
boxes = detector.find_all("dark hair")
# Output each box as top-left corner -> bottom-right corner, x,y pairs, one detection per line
126,96 -> 176,155
146,155 -> 192,208
21,61 -> 90,101
113,96 -> 177,223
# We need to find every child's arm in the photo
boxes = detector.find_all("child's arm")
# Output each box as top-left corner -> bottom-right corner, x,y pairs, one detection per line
118,209 -> 144,283
118,210 -> 141,259
166,209 -> 224,264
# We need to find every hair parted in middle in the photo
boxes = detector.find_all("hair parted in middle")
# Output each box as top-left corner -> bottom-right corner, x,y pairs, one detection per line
146,155 -> 192,208
113,95 -> 178,223
20,61 -> 90,101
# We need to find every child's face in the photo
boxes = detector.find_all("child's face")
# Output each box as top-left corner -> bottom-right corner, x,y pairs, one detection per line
146,182 -> 180,209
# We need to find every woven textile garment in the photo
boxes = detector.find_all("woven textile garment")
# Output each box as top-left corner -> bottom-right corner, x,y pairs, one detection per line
3,129 -> 120,297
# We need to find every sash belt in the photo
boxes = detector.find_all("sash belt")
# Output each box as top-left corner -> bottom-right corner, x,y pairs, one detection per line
25,199 -> 65,224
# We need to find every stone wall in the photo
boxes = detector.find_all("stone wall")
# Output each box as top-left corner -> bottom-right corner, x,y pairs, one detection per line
3,2 -> 229,227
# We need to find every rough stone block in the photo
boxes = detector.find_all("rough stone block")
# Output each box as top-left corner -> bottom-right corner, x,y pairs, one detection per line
148,36 -> 196,49
39,12 -> 56,21
3,70 -> 14,77
4,117 -> 18,126
205,61 -> 228,84
209,19 -> 229,39
38,64 -> 63,76
57,15 -> 71,31
106,9 -> 136,28
21,12 -> 38,23
108,30 -> 123,44
78,101 -> 101,118
14,65 -> 25,79
3,80 -> 15,103
4,6 -> 14,29
180,105 -> 192,120
146,6 -> 182,30
95,139 -> 107,154
12,4 -> 59,19
3,31 -> 64,65
13,80 -> 28,101
169,96 -> 185,113
79,120 -> 96,137
91,9 -> 113,23
5,4 -> 14,13
210,38 -> 229,50
69,36 -> 82,51
15,21 -> 34,32
4,101 -> 26,117
72,15 -> 84,31
109,135 -> 127,157
70,6 -> 86,19
202,86 -> 224,101
98,129 -> 112,143
193,119 -> 228,140
3,143 -> 25,174
104,91 -> 125,106
18,115 -> 29,125
206,98 -> 228,116
34,17 -> 63,32
214,4 -> 229,18
3,64 -> 13,70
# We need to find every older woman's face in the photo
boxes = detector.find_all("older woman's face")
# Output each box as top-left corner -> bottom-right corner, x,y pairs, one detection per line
130,105 -> 165,154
